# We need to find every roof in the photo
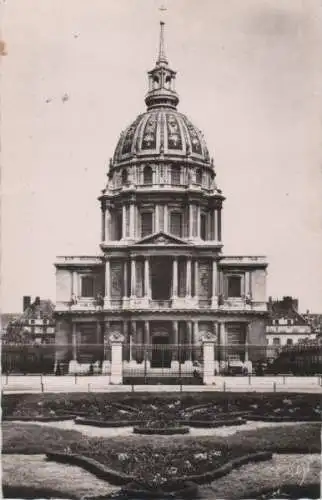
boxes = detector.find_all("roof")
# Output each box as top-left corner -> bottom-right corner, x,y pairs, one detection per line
268,297 -> 308,326
21,299 -> 55,322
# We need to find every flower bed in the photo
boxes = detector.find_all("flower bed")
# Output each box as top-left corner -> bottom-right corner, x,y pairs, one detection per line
180,418 -> 247,428
3,392 -> 321,424
133,426 -> 190,435
75,417 -> 143,428
3,415 -> 75,422
46,450 -> 272,495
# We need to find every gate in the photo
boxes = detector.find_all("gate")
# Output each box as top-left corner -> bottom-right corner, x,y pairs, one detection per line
123,343 -> 203,385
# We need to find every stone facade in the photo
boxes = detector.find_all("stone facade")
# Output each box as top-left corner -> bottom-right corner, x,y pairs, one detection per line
54,23 -> 268,382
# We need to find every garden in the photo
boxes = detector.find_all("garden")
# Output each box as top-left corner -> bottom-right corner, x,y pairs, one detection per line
2,392 -> 321,499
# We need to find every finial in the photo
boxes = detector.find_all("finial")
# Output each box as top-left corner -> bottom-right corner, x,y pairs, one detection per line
157,20 -> 168,65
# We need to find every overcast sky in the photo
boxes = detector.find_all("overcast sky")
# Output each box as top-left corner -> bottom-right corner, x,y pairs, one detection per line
1,0 -> 322,313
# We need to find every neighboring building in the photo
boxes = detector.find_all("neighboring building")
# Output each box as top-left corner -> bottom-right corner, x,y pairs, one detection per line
303,312 -> 322,337
266,296 -> 316,359
268,337 -> 322,375
3,296 -> 55,344
54,23 -> 268,378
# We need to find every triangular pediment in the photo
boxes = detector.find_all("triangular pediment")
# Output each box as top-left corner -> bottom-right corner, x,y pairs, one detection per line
134,231 -> 190,246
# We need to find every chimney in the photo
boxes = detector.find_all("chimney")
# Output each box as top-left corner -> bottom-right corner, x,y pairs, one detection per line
23,296 -> 31,311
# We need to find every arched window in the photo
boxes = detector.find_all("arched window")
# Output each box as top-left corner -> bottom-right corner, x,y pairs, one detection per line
143,165 -> 153,185
121,169 -> 128,185
196,168 -> 202,185
153,76 -> 159,89
286,338 -> 293,346
171,166 -> 181,185
273,337 -> 280,345
170,212 -> 182,237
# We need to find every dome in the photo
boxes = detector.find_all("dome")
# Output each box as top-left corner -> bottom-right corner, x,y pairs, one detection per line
113,109 -> 210,166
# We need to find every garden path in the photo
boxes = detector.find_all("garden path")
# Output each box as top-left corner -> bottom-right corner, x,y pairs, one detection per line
9,418 -> 312,438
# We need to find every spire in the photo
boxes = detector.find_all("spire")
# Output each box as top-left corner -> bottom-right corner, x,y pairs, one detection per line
157,21 -> 168,65
145,21 -> 179,110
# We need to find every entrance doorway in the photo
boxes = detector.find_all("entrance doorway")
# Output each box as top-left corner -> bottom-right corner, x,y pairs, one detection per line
151,257 -> 172,300
151,335 -> 171,368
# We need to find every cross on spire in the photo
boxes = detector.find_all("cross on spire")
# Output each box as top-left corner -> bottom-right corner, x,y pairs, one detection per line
157,20 -> 168,65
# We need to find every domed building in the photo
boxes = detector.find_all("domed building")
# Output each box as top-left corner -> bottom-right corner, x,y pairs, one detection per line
54,23 -> 268,382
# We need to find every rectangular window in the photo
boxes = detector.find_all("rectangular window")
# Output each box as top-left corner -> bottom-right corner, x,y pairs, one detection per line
227,275 -> 241,297
170,212 -> 182,237
273,337 -> 280,345
200,213 -> 207,240
171,167 -> 181,185
286,338 -> 293,345
116,211 -> 122,240
141,212 -> 153,237
81,276 -> 94,297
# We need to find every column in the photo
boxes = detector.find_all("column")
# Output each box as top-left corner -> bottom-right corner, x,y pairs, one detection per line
186,258 -> 192,298
197,205 -> 201,238
211,259 -> 217,307
219,322 -> 227,367
122,205 -> 126,239
155,205 -> 160,233
72,323 -> 77,361
96,321 -> 102,345
123,260 -> 128,299
144,321 -> 150,344
164,204 -> 168,232
172,258 -> 178,299
105,208 -> 111,241
173,320 -> 179,362
194,260 -> 199,298
130,204 -> 135,239
144,257 -> 150,299
103,321 -> 110,360
130,258 -> 136,298
186,321 -> 192,361
131,320 -> 136,362
244,324 -> 249,362
213,210 -> 217,240
104,259 -> 110,305
101,209 -> 106,242
189,205 -> 193,238
72,271 -> 78,296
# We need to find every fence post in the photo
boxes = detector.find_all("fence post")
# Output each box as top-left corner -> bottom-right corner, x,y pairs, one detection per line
40,374 -> 44,393
223,381 -> 226,392
273,381 -> 276,393
248,374 -> 251,385
283,375 -> 286,385
74,373 -> 77,384
88,383 -> 91,392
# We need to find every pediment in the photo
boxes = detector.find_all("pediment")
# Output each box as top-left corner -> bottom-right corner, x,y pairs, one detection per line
134,231 -> 189,246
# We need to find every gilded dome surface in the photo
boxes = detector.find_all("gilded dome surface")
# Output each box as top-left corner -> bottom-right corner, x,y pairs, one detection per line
113,110 -> 210,166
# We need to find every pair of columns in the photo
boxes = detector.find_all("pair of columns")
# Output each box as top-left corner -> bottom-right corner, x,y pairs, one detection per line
172,258 -> 196,299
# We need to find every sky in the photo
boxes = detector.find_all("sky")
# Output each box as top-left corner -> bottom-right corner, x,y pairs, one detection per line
1,0 -> 322,314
